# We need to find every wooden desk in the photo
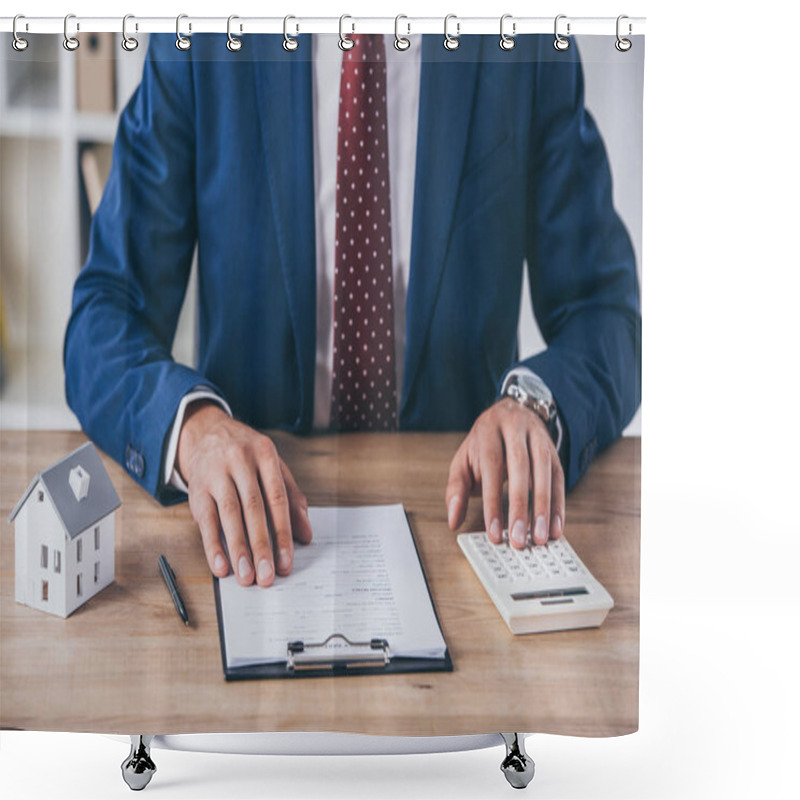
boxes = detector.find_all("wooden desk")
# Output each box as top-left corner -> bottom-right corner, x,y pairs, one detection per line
1,431 -> 639,737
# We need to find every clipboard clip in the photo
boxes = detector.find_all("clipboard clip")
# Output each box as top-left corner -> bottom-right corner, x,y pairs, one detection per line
286,633 -> 390,672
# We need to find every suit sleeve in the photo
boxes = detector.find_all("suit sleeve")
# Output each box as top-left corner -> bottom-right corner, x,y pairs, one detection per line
513,42 -> 641,490
64,35 -> 227,505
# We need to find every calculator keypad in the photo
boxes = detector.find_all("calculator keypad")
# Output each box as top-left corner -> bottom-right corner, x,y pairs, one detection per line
458,530 -> 614,634
468,532 -> 587,584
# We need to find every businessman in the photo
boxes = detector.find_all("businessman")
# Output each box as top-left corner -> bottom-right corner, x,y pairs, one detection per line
65,34 -> 641,588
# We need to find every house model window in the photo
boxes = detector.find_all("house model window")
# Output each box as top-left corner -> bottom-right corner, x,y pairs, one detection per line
40,545 -> 48,569
77,539 -> 83,563
54,550 -> 62,573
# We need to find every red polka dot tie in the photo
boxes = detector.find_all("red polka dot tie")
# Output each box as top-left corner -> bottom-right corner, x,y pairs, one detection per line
330,35 -> 397,431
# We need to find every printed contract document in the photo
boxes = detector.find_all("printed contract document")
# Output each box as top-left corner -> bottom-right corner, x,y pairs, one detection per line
215,504 -> 448,673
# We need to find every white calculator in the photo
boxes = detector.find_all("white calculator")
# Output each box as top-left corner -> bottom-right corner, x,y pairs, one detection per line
457,532 -> 614,634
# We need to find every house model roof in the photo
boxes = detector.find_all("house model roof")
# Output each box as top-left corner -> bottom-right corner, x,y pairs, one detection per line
8,442 -> 121,539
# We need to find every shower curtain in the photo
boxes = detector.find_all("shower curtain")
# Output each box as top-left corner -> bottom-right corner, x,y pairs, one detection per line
0,21 -> 643,740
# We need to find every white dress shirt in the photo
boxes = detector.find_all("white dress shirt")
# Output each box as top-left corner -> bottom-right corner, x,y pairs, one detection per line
163,36 -> 551,492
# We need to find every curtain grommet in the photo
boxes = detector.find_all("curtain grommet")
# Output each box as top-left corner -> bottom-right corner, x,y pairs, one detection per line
500,14 -> 516,51
283,15 -> 299,51
554,15 -> 571,51
394,14 -> 411,51
12,14 -> 29,51
226,15 -> 243,52
443,14 -> 460,51
176,13 -> 191,51
338,14 -> 355,51
615,15 -> 632,52
63,13 -> 79,52
121,14 -> 139,52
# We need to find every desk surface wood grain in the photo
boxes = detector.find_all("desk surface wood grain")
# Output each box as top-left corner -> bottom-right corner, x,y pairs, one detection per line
1,431 -> 639,736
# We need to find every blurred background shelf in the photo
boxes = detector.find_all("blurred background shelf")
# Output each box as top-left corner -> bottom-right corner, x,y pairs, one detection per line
75,113 -> 119,144
0,110 -> 64,139
0,34 -> 148,430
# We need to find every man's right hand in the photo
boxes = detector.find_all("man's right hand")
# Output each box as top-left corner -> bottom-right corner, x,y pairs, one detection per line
175,402 -> 313,587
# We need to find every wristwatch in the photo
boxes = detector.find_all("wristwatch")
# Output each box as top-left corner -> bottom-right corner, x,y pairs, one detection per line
501,371 -> 561,449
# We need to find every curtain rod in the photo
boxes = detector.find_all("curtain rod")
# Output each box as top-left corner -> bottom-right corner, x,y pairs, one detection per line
0,15 -> 645,37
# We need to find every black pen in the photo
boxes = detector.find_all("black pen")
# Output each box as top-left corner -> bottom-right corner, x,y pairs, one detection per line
158,555 -> 189,626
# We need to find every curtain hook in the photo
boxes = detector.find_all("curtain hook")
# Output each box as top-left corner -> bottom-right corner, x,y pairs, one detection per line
554,14 -> 570,51
443,14 -> 460,51
63,13 -> 79,51
12,14 -> 29,52
121,14 -> 139,52
499,14 -> 516,51
226,15 -> 242,52
615,14 -> 632,52
283,15 -> 299,51
338,14 -> 355,51
394,14 -> 411,51
176,13 -> 191,51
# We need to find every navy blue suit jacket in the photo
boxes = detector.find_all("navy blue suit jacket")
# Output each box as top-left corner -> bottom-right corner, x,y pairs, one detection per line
65,34 -> 641,505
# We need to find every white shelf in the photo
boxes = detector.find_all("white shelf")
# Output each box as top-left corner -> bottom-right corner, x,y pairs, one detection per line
0,109 -> 64,139
75,112 -> 119,144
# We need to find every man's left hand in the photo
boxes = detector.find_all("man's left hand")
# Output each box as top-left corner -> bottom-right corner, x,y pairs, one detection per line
446,398 -> 565,548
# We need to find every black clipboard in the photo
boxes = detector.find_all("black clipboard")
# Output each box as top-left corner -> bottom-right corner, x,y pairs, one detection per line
212,509 -> 453,681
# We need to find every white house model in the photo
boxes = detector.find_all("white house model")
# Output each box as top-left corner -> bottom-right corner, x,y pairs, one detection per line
9,442 -> 121,618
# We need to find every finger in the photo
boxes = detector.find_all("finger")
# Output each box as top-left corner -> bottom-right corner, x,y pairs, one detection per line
505,432 -> 531,549
529,434 -> 552,546
550,455 -> 566,540
445,440 -> 473,531
257,446 -> 294,577
214,476 -> 254,585
478,428 -> 505,544
281,461 -> 313,545
231,468 -> 274,587
189,489 -> 229,578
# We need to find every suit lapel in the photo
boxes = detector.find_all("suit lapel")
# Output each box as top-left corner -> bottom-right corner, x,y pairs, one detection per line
402,36 -> 482,416
252,36 -> 316,430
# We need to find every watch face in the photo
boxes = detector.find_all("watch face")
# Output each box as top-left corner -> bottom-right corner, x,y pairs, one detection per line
516,372 -> 554,406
